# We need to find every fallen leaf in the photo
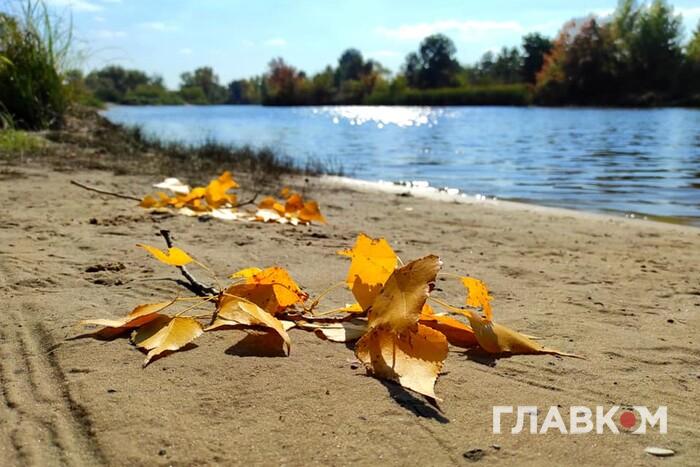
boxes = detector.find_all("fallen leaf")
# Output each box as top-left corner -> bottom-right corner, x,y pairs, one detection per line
137,244 -> 193,267
355,255 -> 447,398
229,267 -> 263,279
208,296 -> 291,355
367,255 -> 441,332
224,267 -> 307,314
419,304 -> 477,349
131,316 -> 203,366
338,233 -> 398,310
80,301 -> 174,338
153,177 -> 190,194
355,324 -> 448,399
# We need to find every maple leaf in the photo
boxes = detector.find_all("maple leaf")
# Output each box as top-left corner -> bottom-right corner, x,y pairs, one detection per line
80,301 -> 175,337
337,233 -> 397,310
131,316 -> 203,366
223,266 -> 307,314
206,296 -> 291,355
457,278 -> 580,357
355,255 -> 448,398
137,244 -> 193,267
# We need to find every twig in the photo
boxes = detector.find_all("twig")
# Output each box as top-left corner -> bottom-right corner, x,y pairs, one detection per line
70,180 -> 141,201
159,229 -> 219,297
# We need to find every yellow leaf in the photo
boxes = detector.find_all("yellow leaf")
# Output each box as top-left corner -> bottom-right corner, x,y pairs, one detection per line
284,193 -> 304,213
367,255 -> 441,333
461,277 -> 493,321
223,267 -> 307,314
137,244 -> 193,267
355,324 -> 448,399
131,316 -> 203,366
80,301 -> 174,334
229,267 -> 263,279
208,296 -> 291,355
338,233 -> 398,310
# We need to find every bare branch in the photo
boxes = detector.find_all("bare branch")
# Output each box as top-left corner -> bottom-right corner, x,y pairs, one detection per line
70,180 -> 141,202
159,229 -> 219,297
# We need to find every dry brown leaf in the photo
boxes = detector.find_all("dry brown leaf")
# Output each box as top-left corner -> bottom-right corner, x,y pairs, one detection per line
131,316 -> 203,366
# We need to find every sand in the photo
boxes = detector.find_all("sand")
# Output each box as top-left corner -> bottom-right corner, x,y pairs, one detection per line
0,165 -> 698,466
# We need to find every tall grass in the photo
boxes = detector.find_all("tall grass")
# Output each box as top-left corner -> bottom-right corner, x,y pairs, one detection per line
0,1 -> 73,129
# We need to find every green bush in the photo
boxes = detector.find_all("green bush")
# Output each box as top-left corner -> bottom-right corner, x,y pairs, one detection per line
0,2 -> 71,129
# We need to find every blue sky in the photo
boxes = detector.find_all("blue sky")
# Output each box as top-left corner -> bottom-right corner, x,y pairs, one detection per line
32,0 -> 700,88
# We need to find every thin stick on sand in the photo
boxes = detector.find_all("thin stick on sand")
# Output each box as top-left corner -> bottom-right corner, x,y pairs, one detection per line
70,180 -> 142,201
159,229 -> 219,297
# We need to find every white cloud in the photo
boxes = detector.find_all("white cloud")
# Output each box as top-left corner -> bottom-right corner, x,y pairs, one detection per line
376,19 -> 523,41
139,21 -> 177,32
93,29 -> 126,39
179,48 -> 193,55
45,0 -> 102,12
264,37 -> 287,47
591,8 -> 615,18
93,15 -> 105,22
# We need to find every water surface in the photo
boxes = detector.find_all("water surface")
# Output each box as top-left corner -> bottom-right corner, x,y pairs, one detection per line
103,105 -> 700,225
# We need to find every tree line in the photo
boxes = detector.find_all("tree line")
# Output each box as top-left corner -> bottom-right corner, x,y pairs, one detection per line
72,0 -> 700,107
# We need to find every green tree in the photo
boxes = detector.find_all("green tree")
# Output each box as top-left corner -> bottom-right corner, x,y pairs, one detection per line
521,33 -> 553,83
179,66 -> 227,104
402,34 -> 460,88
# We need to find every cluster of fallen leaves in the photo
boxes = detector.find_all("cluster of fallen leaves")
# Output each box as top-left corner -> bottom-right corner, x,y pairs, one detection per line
139,171 -> 325,225
79,233 -> 578,400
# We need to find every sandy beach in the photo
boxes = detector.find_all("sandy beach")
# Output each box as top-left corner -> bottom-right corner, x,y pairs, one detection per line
0,159 -> 698,466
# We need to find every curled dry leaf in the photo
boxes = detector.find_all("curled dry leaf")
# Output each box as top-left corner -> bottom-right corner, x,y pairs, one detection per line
457,279 -> 580,357
419,304 -> 477,349
207,296 -> 291,355
137,244 -> 193,267
80,301 -> 174,337
337,233 -> 398,310
461,277 -> 493,321
224,266 -> 307,314
356,255 -> 448,398
131,316 -> 203,366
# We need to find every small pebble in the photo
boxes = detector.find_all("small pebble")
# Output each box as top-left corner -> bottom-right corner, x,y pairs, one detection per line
463,448 -> 485,462
491,444 -> 501,450
645,447 -> 674,457
158,449 -> 167,456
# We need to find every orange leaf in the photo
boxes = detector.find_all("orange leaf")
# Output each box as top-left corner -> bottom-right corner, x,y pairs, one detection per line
338,233 -> 398,310
355,324 -> 448,399
419,304 -> 477,349
298,201 -> 326,223
223,267 -> 307,314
